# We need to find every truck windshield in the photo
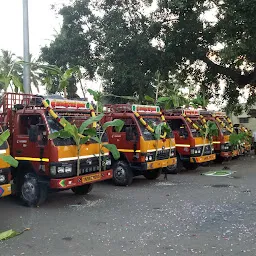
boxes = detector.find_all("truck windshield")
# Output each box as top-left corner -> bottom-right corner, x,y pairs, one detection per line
218,117 -> 232,135
138,116 -> 173,141
189,118 -> 204,138
47,116 -> 107,146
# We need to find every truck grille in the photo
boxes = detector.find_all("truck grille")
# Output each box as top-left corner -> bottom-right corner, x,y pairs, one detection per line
156,149 -> 170,160
203,145 -> 212,155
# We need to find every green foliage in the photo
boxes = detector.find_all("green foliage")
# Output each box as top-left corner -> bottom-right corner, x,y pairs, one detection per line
41,0 -> 256,109
0,228 -> 30,241
49,115 -> 124,173
200,121 -> 219,142
153,123 -> 171,140
0,130 -> 18,167
191,95 -> 209,109
0,230 -> 20,241
230,132 -> 248,146
88,89 -> 138,114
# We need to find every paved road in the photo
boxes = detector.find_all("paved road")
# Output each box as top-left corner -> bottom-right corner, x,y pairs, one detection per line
1,155 -> 256,256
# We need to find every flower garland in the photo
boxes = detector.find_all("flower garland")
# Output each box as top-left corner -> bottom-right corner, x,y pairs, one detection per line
199,115 -> 208,129
42,100 -> 97,128
181,113 -> 201,131
225,116 -> 234,131
211,114 -> 233,133
133,111 -> 167,139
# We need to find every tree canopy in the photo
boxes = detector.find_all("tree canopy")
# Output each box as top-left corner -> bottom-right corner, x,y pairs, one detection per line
40,0 -> 256,111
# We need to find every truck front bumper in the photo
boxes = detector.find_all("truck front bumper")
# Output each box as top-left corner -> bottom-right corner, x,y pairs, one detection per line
50,170 -> 113,189
220,151 -> 232,158
232,149 -> 239,157
190,153 -> 216,163
146,157 -> 177,170
0,183 -> 11,197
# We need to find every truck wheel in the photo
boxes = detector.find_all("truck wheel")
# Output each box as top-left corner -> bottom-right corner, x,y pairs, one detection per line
165,166 -> 177,174
166,155 -> 182,174
113,161 -> 133,186
144,168 -> 162,180
183,162 -> 198,171
71,184 -> 94,195
20,172 -> 48,207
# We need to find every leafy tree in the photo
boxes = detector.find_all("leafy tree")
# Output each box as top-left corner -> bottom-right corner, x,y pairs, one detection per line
0,50 -> 23,92
41,0 -> 256,109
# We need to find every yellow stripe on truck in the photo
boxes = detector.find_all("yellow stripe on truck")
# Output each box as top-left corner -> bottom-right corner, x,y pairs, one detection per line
15,157 -> 50,162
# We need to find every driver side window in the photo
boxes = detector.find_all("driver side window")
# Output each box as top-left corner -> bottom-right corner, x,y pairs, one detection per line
169,119 -> 188,137
19,115 -> 41,135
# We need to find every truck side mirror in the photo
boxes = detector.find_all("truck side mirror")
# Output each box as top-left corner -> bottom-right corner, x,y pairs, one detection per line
126,127 -> 134,141
37,124 -> 48,146
28,125 -> 38,142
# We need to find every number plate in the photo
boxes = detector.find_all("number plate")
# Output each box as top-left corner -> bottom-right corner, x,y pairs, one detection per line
82,173 -> 101,183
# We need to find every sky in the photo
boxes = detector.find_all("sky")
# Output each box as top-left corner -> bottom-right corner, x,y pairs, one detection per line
0,0 -> 98,98
0,0 -> 69,57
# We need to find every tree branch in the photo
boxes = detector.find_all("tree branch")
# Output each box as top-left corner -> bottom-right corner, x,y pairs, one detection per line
202,55 -> 256,88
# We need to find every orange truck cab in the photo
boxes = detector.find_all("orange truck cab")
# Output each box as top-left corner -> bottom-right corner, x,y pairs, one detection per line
200,111 -> 233,160
103,104 -> 177,186
0,138 -> 11,198
0,93 -> 113,206
210,111 -> 239,158
164,109 -> 216,172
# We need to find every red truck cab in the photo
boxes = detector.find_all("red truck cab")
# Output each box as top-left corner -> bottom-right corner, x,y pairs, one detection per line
0,93 -> 113,206
164,109 -> 216,172
103,104 -> 177,186
200,111 -> 233,161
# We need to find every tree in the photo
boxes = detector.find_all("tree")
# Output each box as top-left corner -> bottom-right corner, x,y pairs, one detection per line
41,0 -> 256,110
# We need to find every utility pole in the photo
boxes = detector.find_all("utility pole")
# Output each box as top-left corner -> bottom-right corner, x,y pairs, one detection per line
23,0 -> 30,93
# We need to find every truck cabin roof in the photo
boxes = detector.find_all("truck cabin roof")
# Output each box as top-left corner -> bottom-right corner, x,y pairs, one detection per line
104,104 -> 162,116
164,109 -> 200,117
1,93 -> 92,114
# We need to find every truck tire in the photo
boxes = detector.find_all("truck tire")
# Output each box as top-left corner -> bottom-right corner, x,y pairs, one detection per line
71,184 -> 94,195
20,172 -> 48,207
144,168 -> 162,180
112,161 -> 133,186
166,155 -> 182,174
183,162 -> 198,171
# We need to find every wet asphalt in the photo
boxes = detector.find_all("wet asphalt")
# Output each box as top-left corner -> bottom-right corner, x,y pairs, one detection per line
1,154 -> 256,256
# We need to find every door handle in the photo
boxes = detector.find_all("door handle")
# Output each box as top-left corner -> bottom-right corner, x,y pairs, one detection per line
16,150 -> 22,154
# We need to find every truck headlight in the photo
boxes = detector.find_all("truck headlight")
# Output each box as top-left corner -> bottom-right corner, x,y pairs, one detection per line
145,156 -> 149,161
50,166 -> 57,175
58,167 -> 65,174
106,159 -> 111,166
149,155 -> 153,161
65,166 -> 72,173
0,175 -> 6,183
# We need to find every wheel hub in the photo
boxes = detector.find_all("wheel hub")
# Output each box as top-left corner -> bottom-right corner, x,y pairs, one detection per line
115,166 -> 126,181
22,180 -> 36,202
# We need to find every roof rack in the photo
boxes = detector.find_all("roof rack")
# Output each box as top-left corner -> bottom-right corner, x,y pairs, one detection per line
164,109 -> 200,116
199,110 -> 214,116
104,104 -> 161,113
0,93 -> 91,114
213,111 -> 226,116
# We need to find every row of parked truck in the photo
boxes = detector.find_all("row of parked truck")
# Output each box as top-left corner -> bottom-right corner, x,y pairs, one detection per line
0,93 -> 251,206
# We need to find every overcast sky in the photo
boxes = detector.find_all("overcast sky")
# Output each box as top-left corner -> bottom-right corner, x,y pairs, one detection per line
0,0 -> 70,57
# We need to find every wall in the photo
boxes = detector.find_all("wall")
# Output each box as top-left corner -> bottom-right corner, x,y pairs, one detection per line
231,112 -> 256,132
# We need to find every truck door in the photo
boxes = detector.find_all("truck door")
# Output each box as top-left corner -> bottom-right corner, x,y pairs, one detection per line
14,114 -> 49,164
168,118 -> 190,155
110,117 -> 140,160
